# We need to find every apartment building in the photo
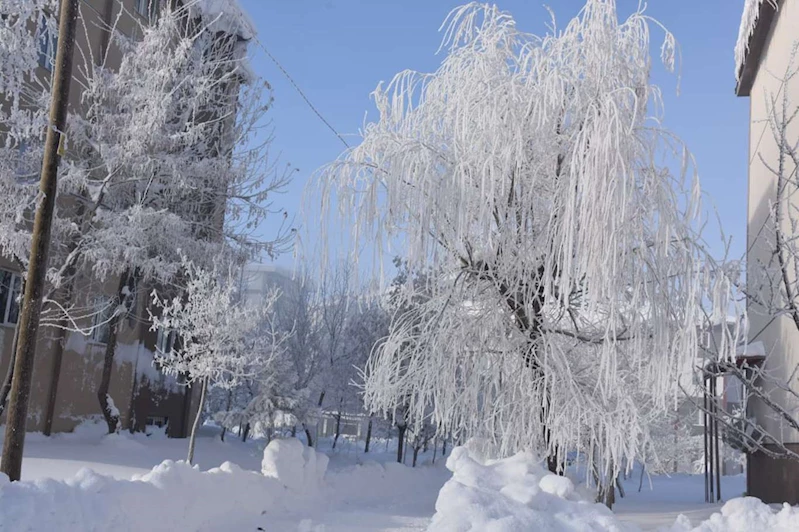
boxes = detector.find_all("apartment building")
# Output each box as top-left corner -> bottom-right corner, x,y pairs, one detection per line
0,0 -> 252,437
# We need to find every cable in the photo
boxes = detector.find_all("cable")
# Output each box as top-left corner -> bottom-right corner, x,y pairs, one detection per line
249,35 -> 351,150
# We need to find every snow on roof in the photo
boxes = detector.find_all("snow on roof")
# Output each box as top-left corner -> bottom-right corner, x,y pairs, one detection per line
734,0 -> 778,83
191,0 -> 256,41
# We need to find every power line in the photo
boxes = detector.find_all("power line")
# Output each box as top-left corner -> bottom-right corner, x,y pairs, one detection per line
249,35 -> 351,150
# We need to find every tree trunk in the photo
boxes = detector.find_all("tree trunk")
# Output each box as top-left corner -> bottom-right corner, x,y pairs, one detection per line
0,318 -> 22,416
432,436 -> 438,464
241,422 -> 250,443
97,272 -> 133,434
638,463 -> 646,493
599,480 -> 615,509
442,437 -> 447,457
332,410 -> 343,449
303,424 -> 313,447
412,445 -> 421,467
291,425 -> 297,438
220,390 -> 233,441
364,417 -> 373,453
396,424 -> 407,464
187,378 -> 208,465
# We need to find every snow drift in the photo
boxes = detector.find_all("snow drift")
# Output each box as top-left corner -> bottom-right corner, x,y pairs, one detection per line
428,446 -> 634,531
671,497 -> 799,532
0,437 -> 327,531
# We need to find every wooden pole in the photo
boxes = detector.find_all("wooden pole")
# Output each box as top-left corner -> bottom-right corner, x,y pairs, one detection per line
0,0 -> 79,481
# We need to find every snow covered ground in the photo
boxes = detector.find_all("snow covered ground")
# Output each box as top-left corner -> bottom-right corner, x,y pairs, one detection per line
0,421 -> 793,531
1,421 -> 451,531
615,469 -> 745,530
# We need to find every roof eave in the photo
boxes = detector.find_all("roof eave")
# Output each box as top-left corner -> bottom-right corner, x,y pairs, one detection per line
736,0 -> 781,97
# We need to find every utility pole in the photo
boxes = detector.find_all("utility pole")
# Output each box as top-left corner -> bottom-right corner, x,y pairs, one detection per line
0,0 -> 79,481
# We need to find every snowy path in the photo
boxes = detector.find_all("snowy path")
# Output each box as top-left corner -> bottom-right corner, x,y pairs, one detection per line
614,471 -> 745,530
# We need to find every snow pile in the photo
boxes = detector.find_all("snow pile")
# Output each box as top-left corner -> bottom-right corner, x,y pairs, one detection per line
734,0 -> 778,81
428,446 -> 634,531
261,437 -> 328,493
0,438 -> 333,530
0,461 -> 286,531
670,497 -> 799,532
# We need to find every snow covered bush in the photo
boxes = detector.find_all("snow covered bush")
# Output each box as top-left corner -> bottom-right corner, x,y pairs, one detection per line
428,446 -> 634,531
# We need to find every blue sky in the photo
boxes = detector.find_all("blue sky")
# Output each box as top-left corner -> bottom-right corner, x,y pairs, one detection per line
239,0 -> 750,270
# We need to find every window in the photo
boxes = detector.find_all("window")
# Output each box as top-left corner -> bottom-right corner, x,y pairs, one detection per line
156,327 -> 176,355
0,269 -> 22,326
90,297 -> 114,344
37,16 -> 57,71
15,140 -> 41,184
134,0 -> 160,22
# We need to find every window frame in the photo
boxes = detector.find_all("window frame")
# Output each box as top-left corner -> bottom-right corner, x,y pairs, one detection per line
90,296 -> 114,344
37,15 -> 57,72
0,269 -> 22,327
134,0 -> 160,22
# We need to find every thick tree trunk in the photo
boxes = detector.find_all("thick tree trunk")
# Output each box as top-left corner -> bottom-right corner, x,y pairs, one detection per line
412,445 -> 421,467
396,424 -> 407,464
442,437 -> 447,457
291,425 -> 297,438
241,422 -> 250,443
97,272 -> 133,434
364,417 -> 373,453
599,481 -> 616,509
187,378 -> 208,465
303,424 -> 313,447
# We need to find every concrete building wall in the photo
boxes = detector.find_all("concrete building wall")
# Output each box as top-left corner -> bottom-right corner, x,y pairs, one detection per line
745,0 -> 799,444
742,0 -> 799,504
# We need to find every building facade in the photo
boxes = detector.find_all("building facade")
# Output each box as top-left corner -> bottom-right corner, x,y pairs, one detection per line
736,0 -> 799,503
0,0 -> 251,437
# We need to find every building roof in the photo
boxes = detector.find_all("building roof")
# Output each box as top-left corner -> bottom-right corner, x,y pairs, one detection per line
191,0 -> 256,41
735,0 -> 781,96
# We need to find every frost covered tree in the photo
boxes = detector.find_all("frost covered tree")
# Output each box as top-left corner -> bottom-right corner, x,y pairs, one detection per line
272,271 -> 326,444
317,1 -> 738,483
150,258 -> 284,464
0,2 -> 291,429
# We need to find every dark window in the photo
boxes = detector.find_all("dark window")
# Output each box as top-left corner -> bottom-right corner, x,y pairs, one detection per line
0,269 -> 22,325
90,297 -> 114,344
37,16 -> 56,71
